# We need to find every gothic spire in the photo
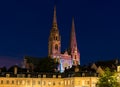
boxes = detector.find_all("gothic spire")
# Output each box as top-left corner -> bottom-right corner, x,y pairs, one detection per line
52,6 -> 58,30
53,6 -> 57,24
70,18 -> 77,50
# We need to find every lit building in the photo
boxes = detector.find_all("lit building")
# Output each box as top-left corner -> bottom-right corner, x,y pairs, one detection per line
1,61 -> 120,87
4,5 -> 119,87
48,7 -> 80,72
0,65 -> 98,87
23,6 -> 80,72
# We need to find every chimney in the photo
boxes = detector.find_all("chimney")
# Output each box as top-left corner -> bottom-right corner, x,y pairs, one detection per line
0,68 -> 1,73
14,66 -> 18,75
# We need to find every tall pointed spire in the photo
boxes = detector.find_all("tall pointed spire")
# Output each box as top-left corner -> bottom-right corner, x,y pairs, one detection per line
48,6 -> 61,57
69,18 -> 80,66
53,6 -> 57,24
52,6 -> 58,29
70,18 -> 77,50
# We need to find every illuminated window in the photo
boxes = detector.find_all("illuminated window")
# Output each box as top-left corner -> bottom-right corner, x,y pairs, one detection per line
65,80 -> 67,85
82,73 -> 85,76
22,80 -> 25,85
118,66 -> 120,72
6,74 -> 10,77
18,80 -> 22,85
42,81 -> 46,85
32,80 -> 35,85
78,81 -> 80,85
6,80 -> 9,84
1,80 -> 3,84
48,81 -> 51,86
58,82 -> 61,85
43,75 -> 46,78
16,80 -> 18,85
61,81 -> 63,85
53,82 -> 55,86
28,74 -> 31,77
12,80 -> 14,84
20,80 -> 22,85
85,81 -> 89,85
68,80 -> 70,85
71,80 -> 74,85
27,80 -> 30,85
38,75 -> 41,78
38,81 -> 41,85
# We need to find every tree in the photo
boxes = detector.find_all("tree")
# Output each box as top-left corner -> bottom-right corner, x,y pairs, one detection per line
97,67 -> 120,87
24,56 -> 59,73
34,57 -> 59,73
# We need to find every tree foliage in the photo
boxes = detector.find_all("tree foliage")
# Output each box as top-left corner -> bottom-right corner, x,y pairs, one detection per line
97,67 -> 120,87
34,57 -> 59,73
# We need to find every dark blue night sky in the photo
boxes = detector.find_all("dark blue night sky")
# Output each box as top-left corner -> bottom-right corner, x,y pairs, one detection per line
0,0 -> 120,67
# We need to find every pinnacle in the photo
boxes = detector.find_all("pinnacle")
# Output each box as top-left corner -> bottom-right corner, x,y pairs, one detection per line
53,6 -> 57,24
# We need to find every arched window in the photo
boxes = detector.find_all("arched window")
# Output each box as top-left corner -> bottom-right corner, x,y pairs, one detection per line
55,44 -> 58,50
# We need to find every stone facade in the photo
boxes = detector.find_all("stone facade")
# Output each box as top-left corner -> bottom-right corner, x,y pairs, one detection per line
0,76 -> 98,87
48,7 -> 80,72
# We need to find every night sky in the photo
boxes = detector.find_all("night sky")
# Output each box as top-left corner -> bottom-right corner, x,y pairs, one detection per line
0,0 -> 120,67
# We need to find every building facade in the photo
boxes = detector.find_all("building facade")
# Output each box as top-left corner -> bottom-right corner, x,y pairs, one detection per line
0,65 -> 99,87
48,7 -> 80,72
1,62 -> 120,87
0,75 -> 98,87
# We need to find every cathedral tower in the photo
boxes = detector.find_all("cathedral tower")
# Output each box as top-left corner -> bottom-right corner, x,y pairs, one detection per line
48,7 -> 61,58
70,18 -> 80,66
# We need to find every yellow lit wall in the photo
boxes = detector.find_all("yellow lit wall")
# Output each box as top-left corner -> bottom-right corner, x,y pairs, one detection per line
0,77 -> 98,87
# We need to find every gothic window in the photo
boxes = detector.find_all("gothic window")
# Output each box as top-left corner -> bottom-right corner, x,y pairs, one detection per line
55,44 -> 58,50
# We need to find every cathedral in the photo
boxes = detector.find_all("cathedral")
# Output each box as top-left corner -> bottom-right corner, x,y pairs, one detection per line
48,7 -> 80,72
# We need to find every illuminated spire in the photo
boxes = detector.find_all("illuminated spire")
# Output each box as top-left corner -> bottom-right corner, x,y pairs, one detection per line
69,18 -> 80,66
53,6 -> 57,24
70,18 -> 77,50
48,6 -> 61,57
52,6 -> 58,29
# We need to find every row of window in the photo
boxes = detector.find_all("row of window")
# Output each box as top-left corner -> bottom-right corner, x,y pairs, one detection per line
0,79 -> 97,87
0,80 -> 73,86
